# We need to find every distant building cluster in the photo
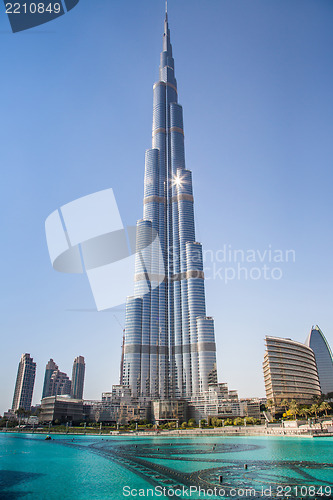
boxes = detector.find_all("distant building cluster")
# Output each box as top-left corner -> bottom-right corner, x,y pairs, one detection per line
80,383 -> 261,426
8,354 -> 85,419
7,324 -> 333,425
263,325 -> 333,413
8,351 -> 263,425
42,356 -> 85,400
42,359 -> 71,399
36,383 -> 262,426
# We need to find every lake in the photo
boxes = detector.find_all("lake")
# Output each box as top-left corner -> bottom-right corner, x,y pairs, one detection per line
0,433 -> 332,499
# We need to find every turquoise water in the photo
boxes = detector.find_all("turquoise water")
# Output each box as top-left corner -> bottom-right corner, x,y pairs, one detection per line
0,433 -> 332,499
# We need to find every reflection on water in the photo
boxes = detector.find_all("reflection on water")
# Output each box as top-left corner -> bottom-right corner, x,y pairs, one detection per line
0,469 -> 44,499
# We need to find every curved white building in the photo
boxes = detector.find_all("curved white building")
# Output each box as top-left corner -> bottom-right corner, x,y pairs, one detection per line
263,336 -> 321,407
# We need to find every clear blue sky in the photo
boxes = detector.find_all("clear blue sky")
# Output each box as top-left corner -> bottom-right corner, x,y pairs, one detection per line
1,0 -> 332,414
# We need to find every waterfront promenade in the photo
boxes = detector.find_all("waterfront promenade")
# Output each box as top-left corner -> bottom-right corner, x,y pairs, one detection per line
1,421 -> 332,438
156,422 -> 333,438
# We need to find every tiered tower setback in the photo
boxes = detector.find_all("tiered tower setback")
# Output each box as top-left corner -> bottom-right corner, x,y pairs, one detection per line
122,8 -> 218,400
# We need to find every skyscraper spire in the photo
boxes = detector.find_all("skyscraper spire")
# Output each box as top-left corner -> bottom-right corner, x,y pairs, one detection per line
163,2 -> 172,55
122,10 -> 218,401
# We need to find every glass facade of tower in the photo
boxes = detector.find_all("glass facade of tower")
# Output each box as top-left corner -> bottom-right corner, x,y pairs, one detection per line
122,11 -> 218,400
71,356 -> 86,400
305,325 -> 333,395
42,358 -> 58,399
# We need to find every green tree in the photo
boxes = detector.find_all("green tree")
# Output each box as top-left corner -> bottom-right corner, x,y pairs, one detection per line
281,399 -> 289,413
266,399 -> 274,412
299,407 -> 310,419
15,408 -> 27,426
0,418 -> 17,428
187,418 -> 196,427
0,418 -> 8,428
234,417 -> 244,426
211,417 -> 222,427
210,417 -> 217,427
289,401 -> 299,420
32,407 -> 41,418
310,403 -> 319,418
319,402 -> 332,417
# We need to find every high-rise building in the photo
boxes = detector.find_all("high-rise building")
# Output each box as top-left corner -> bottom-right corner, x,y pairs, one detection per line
46,369 -> 71,397
263,336 -> 321,408
12,353 -> 36,412
305,325 -> 333,395
42,358 -> 58,399
122,7 -> 218,400
71,356 -> 85,399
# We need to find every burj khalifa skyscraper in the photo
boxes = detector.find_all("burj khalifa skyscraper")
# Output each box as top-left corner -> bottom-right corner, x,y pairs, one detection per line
122,5 -> 218,401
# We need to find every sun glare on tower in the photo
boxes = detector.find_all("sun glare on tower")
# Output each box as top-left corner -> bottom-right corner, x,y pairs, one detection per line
173,173 -> 183,187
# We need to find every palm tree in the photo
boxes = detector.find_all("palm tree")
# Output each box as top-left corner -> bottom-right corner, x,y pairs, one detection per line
299,408 -> 310,419
267,399 -> 274,412
310,403 -> 319,419
289,401 -> 299,420
281,399 -> 289,413
15,408 -> 26,427
319,402 -> 332,417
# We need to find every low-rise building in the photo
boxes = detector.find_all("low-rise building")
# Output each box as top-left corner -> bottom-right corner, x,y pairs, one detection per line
84,386 -> 151,424
188,383 -> 242,421
239,399 -> 261,420
151,400 -> 187,424
40,396 -> 84,424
